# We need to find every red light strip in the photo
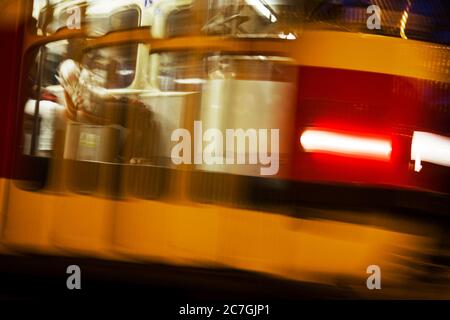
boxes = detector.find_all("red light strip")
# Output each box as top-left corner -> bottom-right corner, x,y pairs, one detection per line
300,129 -> 392,161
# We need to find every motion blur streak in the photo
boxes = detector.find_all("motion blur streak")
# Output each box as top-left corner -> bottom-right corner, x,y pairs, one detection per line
411,132 -> 450,168
300,129 -> 392,160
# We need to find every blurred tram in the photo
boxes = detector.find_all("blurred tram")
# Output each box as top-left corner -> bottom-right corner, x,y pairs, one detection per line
0,0 -> 449,295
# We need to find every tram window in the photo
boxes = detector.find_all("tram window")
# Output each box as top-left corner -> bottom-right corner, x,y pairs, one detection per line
61,42 -> 161,166
203,0 -> 305,37
34,1 -> 88,35
157,52 -> 206,91
82,43 -> 138,89
155,52 -> 295,91
22,40 -> 78,158
206,55 -> 295,82
110,9 -> 140,32
33,1 -> 142,36
166,7 -> 198,38
87,7 -> 141,36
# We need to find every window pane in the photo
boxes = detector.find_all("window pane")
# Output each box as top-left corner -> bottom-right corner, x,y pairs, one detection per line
157,52 -> 205,91
22,39 -> 80,158
33,1 -> 143,36
203,0 -> 305,38
82,43 -> 138,89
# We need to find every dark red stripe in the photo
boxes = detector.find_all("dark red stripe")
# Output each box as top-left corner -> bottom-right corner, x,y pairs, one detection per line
0,16 -> 25,179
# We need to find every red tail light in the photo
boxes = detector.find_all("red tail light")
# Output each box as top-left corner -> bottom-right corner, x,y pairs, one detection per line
300,129 -> 392,161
